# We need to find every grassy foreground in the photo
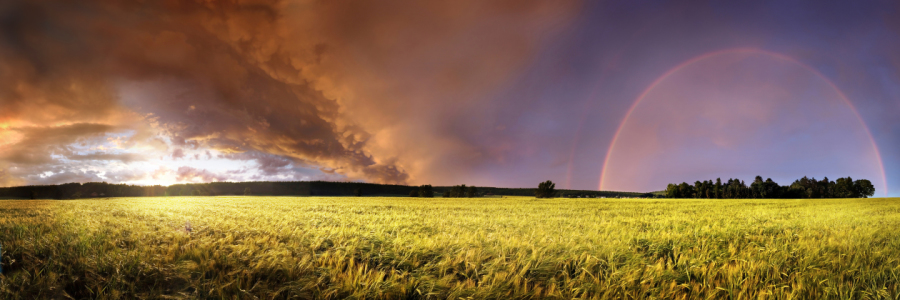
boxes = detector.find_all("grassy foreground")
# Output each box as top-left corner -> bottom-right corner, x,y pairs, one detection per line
0,197 -> 899,299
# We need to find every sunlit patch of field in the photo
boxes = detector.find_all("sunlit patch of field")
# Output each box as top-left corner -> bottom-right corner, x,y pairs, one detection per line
1,197 -> 899,299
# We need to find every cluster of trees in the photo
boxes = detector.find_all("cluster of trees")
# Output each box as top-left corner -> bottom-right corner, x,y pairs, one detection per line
666,176 -> 875,199
443,185 -> 479,198
408,185 -> 435,197
409,184 -> 480,198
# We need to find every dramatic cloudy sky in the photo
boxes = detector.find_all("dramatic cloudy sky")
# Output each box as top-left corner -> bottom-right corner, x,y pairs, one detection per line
1,1 -> 899,196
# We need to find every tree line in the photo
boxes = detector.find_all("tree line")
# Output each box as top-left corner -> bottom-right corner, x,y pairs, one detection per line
666,176 -> 875,199
1,180 -> 648,200
0,181 -> 416,199
409,184 -> 481,197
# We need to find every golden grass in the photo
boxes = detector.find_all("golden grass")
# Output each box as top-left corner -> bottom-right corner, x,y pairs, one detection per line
0,196 -> 899,299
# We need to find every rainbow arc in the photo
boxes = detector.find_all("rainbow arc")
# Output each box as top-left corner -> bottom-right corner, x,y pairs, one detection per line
598,48 -> 887,196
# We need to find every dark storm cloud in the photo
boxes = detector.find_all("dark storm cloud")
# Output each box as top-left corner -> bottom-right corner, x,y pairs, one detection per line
0,2 -> 123,125
0,0 -> 580,186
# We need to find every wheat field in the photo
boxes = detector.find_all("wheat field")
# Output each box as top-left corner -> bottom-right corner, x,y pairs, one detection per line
0,196 -> 898,299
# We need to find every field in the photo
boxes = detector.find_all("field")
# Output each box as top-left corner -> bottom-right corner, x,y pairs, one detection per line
1,197 -> 899,299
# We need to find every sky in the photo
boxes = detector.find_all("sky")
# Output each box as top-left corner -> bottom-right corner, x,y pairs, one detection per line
1,1 -> 899,196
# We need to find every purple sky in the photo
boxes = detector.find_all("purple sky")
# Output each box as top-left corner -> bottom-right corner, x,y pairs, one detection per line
1,1 -> 898,196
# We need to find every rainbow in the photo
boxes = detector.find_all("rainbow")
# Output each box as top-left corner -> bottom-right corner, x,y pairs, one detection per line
599,48 -> 888,196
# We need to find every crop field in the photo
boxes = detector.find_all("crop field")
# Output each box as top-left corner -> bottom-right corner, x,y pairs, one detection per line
1,197 -> 899,299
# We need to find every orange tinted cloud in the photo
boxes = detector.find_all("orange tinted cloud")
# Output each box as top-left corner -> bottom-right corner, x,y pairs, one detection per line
0,0 -> 581,186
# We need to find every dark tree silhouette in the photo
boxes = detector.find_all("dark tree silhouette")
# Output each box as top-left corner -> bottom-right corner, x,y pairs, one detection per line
834,177 -> 855,198
536,180 -> 556,198
408,190 -> 419,197
854,179 -> 875,198
665,184 -> 677,198
715,178 -> 722,198
449,185 -> 468,198
751,176 -> 764,198
466,186 -> 478,198
418,185 -> 433,198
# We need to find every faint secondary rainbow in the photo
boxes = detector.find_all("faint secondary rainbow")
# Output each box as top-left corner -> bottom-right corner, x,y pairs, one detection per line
599,48 -> 888,196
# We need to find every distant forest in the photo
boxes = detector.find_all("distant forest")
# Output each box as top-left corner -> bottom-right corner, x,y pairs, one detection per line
0,181 -> 649,200
666,176 -> 875,199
